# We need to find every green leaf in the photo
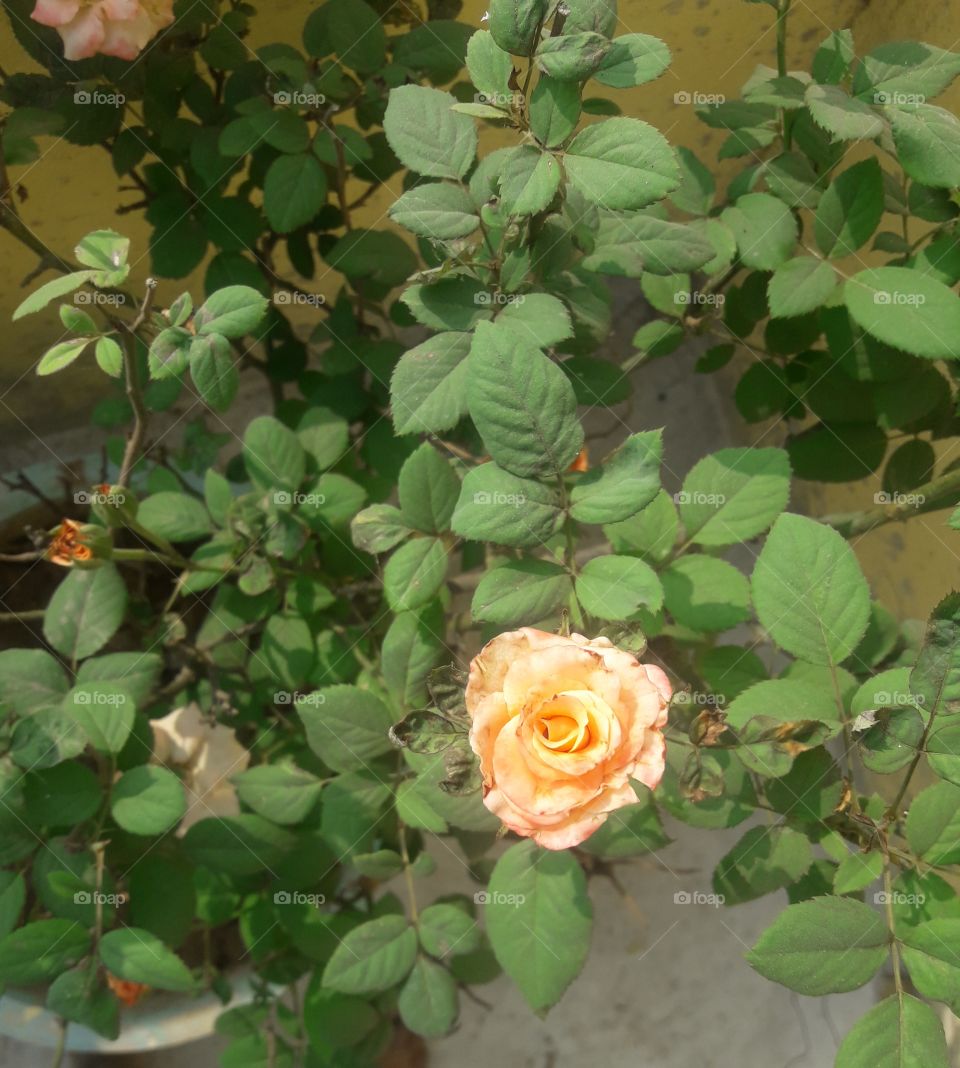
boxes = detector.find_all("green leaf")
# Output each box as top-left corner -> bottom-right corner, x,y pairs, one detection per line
570,430 -> 662,523
925,721 -> 960,787
752,514 -> 870,664
579,788 -> 670,858
13,270 -> 96,321
297,406 -> 349,470
0,649 -> 69,714
75,229 -> 129,279
418,904 -> 481,959
485,841 -> 593,1013
906,781 -> 960,865
671,147 -> 715,215
351,504 -> 413,554
564,118 -> 680,210
402,278 -> 490,332
326,229 -> 416,289
529,76 -> 581,147
833,851 -> 884,894
858,702 -> 925,775
111,765 -> 186,836
763,151 -> 822,210
37,339 -> 89,376
232,763 -> 323,825
499,146 -> 561,216
384,537 -> 448,613
390,183 -> 479,240
298,684 -> 395,772
137,492 -> 212,542
594,33 -> 670,88
855,40 -> 960,99
603,489 -> 677,562
322,916 -> 418,995
535,31 -> 610,81
148,327 -> 191,379
844,267 -> 960,360
494,293 -> 573,349
768,256 -> 837,318
46,965 -> 119,1041
888,104 -> 960,188
835,994 -> 949,1068
679,447 -> 790,546
392,20 -> 472,82
583,215 -> 714,277
63,683 -> 135,754
85,658 -> 157,724
382,604 -> 446,709
815,159 -> 884,258
24,763 -> 100,828
722,193 -> 798,270
396,778 -> 448,833
487,0 -> 549,54
263,153 -> 327,233
391,332 -> 472,435
723,678 -> 842,731
189,334 -> 239,413
398,443 -> 461,534
44,565 -> 127,661
452,463 -> 563,548
467,321 -> 583,477
467,29 -> 514,99
0,920 -> 91,985
662,555 -> 751,632
181,815 -> 296,876
99,927 -> 197,992
195,285 -> 269,339
473,559 -> 572,625
713,826 -> 813,905
398,956 -> 459,1037
812,29 -> 855,83
910,594 -> 960,718
805,84 -> 884,142
575,555 -> 663,621
746,896 -> 889,995
768,749 -> 844,824
899,920 -> 960,1001
325,0 -> 385,72
384,86 -> 477,180
243,415 -> 306,494
94,337 -> 124,378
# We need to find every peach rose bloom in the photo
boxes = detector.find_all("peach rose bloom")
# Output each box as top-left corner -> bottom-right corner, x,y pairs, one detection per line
466,628 -> 671,850
151,703 -> 250,833
31,0 -> 175,61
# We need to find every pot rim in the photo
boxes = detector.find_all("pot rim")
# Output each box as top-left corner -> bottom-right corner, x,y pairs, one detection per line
0,966 -> 255,1054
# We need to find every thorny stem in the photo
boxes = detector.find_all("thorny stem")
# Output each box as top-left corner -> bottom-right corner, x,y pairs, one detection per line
822,466 -> 960,537
776,0 -> 794,149
118,279 -> 158,488
882,863 -> 904,995
398,821 -> 419,925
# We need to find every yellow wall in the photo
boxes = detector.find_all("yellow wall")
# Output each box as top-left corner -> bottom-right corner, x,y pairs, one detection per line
2,0 -> 959,619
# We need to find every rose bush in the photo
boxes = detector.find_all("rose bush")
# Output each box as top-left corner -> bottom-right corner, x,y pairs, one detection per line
2,0 -> 960,1064
466,627 -> 670,848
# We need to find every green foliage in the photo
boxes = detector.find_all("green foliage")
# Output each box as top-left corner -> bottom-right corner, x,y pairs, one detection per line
5,0 -> 960,1057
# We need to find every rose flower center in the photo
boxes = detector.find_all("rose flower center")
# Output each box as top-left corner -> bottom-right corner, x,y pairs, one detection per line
530,691 -> 601,753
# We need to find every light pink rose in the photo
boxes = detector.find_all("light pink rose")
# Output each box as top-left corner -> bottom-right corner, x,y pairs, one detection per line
31,0 -> 175,61
466,627 -> 671,850
151,703 -> 250,833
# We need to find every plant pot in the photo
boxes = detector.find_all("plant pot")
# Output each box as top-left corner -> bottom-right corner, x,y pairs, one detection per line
0,970 -> 255,1054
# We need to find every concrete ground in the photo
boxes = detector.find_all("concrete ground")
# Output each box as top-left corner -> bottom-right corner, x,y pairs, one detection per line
0,813 -> 880,1068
